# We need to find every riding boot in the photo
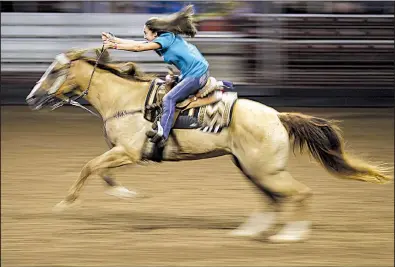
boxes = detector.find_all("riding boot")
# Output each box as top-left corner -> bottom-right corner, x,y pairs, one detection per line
146,121 -> 167,147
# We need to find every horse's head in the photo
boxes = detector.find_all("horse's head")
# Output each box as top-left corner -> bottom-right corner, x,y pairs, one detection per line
25,47 -> 106,111
26,47 -> 151,112
26,52 -> 77,110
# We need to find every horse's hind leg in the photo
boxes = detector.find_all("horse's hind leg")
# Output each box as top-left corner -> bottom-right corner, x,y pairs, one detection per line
257,169 -> 312,242
229,103 -> 312,241
231,152 -> 312,242
229,156 -> 278,237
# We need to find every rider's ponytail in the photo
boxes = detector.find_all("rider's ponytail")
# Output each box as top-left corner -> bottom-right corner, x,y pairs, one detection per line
145,5 -> 197,38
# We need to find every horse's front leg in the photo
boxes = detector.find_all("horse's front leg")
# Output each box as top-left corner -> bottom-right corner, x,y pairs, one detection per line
54,146 -> 137,211
101,172 -> 140,200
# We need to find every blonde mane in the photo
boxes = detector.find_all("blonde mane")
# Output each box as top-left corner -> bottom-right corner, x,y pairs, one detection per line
66,48 -> 156,82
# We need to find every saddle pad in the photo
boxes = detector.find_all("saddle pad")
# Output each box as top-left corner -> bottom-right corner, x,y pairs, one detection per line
197,91 -> 238,133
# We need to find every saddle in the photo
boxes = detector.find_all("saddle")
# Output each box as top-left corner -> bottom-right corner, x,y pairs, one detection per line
143,71 -> 238,134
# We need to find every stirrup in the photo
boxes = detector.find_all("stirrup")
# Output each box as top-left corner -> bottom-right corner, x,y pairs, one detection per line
146,130 -> 166,148
146,128 -> 161,140
146,122 -> 166,147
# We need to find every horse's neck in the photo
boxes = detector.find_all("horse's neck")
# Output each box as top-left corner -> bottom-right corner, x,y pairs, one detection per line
72,60 -> 149,118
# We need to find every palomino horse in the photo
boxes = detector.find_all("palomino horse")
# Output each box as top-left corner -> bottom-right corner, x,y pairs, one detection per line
26,48 -> 392,242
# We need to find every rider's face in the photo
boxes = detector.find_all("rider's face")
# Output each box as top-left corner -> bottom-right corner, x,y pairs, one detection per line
144,26 -> 157,42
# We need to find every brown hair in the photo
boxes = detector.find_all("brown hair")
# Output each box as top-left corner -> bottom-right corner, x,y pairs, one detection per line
145,5 -> 197,38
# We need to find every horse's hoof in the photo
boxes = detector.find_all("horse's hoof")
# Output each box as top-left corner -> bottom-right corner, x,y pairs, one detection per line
105,186 -> 139,200
268,231 -> 310,243
228,212 -> 276,238
52,200 -> 79,213
228,229 -> 260,238
268,221 -> 311,243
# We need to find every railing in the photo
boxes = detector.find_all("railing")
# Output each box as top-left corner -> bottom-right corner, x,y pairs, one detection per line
248,14 -> 394,89
1,13 -> 249,83
2,13 -> 394,89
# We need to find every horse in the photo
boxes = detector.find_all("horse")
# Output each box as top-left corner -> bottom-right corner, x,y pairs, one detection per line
25,47 -> 392,242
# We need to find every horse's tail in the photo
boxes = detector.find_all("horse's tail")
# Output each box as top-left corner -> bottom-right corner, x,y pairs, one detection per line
278,112 -> 392,184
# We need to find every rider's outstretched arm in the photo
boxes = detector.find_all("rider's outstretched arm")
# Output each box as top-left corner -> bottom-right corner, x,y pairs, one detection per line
114,41 -> 161,52
102,32 -> 160,52
102,32 -> 147,45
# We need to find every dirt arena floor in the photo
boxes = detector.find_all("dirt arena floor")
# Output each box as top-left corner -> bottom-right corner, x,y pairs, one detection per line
1,106 -> 394,267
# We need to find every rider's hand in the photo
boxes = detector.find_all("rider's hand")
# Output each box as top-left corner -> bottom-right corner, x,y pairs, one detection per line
165,74 -> 173,84
165,74 -> 180,85
103,40 -> 116,49
101,32 -> 110,41
101,32 -> 117,42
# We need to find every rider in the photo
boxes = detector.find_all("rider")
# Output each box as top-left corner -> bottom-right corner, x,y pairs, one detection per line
102,5 -> 209,147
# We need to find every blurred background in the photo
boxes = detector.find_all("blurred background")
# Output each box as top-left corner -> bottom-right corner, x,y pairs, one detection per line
1,2 -> 394,266
1,0 -> 394,106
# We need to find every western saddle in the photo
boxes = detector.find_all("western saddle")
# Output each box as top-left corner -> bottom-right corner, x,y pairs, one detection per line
144,70 -> 234,128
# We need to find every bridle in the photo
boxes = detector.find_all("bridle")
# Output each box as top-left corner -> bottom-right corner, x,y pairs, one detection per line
50,45 -> 108,118
48,43 -> 157,123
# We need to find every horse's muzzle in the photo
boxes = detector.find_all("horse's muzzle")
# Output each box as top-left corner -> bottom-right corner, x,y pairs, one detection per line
26,94 -> 51,110
26,96 -> 39,109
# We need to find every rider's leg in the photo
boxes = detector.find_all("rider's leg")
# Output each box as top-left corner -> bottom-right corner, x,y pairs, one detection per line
148,72 -> 209,144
